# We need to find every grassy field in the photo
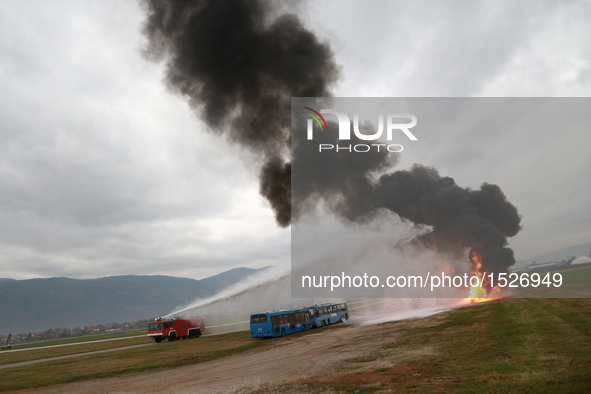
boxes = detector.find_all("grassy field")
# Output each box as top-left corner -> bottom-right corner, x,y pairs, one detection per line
515,264 -> 591,298
275,298 -> 591,393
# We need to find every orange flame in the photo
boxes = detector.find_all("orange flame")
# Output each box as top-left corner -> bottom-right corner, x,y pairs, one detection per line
466,251 -> 501,304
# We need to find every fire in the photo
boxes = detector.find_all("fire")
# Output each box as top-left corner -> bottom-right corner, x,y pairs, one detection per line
466,251 -> 501,303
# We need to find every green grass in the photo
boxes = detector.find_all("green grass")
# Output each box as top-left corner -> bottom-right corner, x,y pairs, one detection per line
433,299 -> 591,392
515,264 -> 591,298
401,299 -> 591,391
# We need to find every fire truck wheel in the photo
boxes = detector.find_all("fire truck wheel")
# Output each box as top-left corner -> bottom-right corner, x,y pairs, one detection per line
154,337 -> 162,343
168,333 -> 177,342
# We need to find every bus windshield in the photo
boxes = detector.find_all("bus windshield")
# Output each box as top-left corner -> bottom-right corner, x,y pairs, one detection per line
148,323 -> 163,331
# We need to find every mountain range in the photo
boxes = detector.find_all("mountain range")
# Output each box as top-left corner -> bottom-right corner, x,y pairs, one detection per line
0,267 -> 266,334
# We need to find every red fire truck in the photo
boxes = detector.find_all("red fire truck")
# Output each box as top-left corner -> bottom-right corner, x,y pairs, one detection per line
147,317 -> 205,343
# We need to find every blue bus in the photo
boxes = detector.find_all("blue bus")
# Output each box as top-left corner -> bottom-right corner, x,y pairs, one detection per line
250,303 -> 348,338
308,302 -> 349,328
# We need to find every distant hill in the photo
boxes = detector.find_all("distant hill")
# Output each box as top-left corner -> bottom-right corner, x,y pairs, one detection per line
0,267 -> 267,334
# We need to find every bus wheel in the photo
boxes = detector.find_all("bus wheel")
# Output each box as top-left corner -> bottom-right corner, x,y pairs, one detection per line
168,333 -> 176,342
281,328 -> 286,336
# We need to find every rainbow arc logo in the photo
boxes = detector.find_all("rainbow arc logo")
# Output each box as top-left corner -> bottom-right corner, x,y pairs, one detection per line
302,107 -> 329,131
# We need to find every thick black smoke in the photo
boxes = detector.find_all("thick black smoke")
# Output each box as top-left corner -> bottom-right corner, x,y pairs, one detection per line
142,0 -> 338,226
373,166 -> 521,273
290,115 -> 521,273
142,0 -> 521,273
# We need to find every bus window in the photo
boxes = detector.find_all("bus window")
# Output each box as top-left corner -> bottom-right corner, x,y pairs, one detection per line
251,314 -> 268,324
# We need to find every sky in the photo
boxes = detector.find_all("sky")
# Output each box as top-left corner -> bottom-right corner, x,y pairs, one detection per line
0,0 -> 589,280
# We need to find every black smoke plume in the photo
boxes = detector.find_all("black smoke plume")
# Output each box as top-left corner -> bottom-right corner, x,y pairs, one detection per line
142,0 -> 521,274
373,166 -> 521,273
142,0 -> 338,227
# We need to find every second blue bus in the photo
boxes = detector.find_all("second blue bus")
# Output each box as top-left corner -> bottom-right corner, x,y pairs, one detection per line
250,303 -> 349,338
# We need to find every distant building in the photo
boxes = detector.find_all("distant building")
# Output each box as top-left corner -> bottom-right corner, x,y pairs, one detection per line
571,256 -> 591,266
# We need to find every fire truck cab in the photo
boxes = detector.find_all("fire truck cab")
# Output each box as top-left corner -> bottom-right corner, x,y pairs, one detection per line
147,317 -> 205,343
